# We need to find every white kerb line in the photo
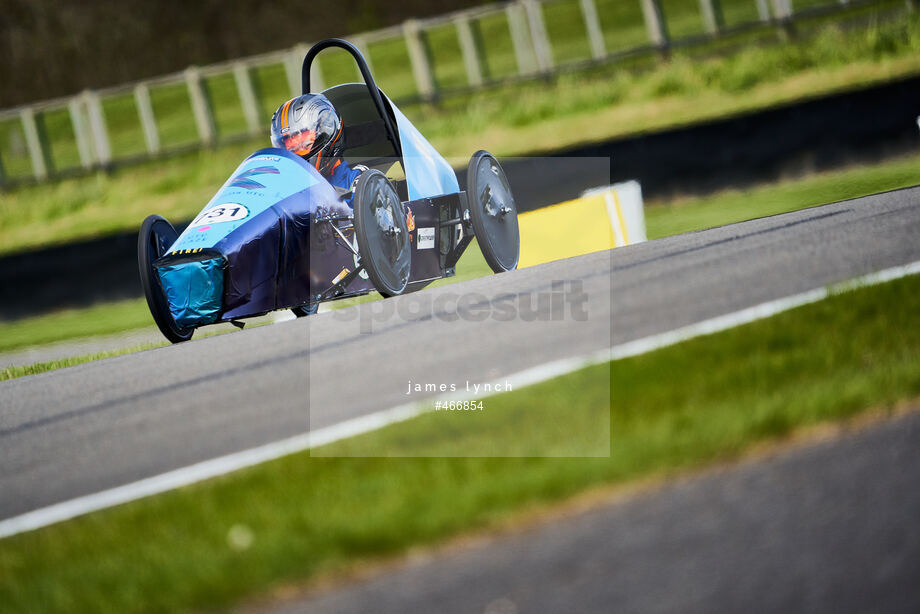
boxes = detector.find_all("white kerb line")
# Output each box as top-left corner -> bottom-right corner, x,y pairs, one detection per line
2,259 -> 919,539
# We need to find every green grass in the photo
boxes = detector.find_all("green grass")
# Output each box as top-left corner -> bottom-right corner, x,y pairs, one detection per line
1,11 -> 918,255
0,298 -> 154,353
644,150 -> 920,239
2,272 -> 919,612
0,296 -> 292,363
422,11 -> 920,153
0,343 -> 166,381
103,94 -> 148,159
42,108 -> 82,171
0,141 -> 257,256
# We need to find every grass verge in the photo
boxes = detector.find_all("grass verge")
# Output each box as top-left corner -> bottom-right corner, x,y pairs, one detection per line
2,273 -> 920,612
643,151 -> 920,239
0,343 -> 166,381
1,11 -> 918,255
0,298 -> 154,354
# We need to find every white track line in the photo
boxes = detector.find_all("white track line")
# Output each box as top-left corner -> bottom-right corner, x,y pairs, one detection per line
2,259 -> 919,539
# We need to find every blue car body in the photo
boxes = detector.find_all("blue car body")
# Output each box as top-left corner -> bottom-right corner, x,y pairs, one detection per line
154,89 -> 462,328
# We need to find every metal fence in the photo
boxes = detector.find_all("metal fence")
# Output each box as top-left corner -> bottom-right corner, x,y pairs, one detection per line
0,0 -> 894,187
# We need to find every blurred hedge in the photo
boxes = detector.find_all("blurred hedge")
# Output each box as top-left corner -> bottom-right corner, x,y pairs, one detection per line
0,0 -> 487,107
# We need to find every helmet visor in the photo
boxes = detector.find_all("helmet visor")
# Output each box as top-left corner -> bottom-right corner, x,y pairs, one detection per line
279,129 -> 317,156
271,95 -> 338,158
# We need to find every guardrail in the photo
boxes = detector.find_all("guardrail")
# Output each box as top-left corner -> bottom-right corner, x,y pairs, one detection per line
0,0 -> 898,188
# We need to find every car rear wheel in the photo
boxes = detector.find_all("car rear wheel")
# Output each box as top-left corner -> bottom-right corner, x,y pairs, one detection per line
353,169 -> 411,297
466,150 -> 519,273
138,214 -> 194,343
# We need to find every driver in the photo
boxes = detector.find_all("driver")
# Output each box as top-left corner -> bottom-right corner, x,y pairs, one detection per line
270,94 -> 366,203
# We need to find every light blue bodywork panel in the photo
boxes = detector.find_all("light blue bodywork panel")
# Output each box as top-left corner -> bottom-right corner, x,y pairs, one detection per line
166,150 -> 318,253
385,96 -> 460,201
157,257 -> 225,328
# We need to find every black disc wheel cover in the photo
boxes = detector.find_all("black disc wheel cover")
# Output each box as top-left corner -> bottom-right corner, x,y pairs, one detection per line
138,214 -> 194,343
353,170 -> 411,296
466,151 -> 519,273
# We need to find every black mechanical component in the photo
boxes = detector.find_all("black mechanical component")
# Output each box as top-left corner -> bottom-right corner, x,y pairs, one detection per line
318,265 -> 367,301
292,302 -> 319,317
301,39 -> 402,159
440,191 -> 474,272
352,170 -> 411,296
466,150 -> 519,273
137,215 -> 194,343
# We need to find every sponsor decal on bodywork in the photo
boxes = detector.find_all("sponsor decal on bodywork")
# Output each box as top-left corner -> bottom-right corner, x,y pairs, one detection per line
417,227 -> 435,249
229,166 -> 281,190
406,206 -> 416,231
189,203 -> 249,227
167,151 -> 316,253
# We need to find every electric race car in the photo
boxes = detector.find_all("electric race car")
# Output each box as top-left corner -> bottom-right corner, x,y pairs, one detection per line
138,38 -> 520,343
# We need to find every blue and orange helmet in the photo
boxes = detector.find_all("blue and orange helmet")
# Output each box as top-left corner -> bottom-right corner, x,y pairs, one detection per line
270,94 -> 343,174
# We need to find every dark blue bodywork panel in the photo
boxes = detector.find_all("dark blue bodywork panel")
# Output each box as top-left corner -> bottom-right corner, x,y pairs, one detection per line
158,149 -> 364,322
157,142 -> 456,325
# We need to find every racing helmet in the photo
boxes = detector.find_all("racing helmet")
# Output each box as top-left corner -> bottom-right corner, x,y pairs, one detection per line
270,94 -> 344,174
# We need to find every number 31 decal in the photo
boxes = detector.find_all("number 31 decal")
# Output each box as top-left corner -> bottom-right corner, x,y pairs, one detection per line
191,203 -> 249,226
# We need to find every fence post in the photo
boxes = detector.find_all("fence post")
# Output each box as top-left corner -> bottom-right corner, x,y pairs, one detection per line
580,0 -> 607,60
84,90 -> 111,166
233,62 -> 262,136
287,43 -> 322,96
403,19 -> 437,100
309,48 -> 324,93
639,0 -> 670,50
522,0 -> 554,73
133,83 -> 160,155
769,0 -> 795,37
455,14 -> 485,87
770,0 -> 792,17
755,0 -> 770,21
506,2 -> 538,75
352,36 -> 375,79
68,96 -> 94,168
285,46 -> 303,97
699,0 -> 725,34
20,107 -> 54,180
185,67 -> 216,146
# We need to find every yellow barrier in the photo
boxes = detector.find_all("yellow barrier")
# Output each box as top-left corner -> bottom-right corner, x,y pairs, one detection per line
518,187 -> 634,268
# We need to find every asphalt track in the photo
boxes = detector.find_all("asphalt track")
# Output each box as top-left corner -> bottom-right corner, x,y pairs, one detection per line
1,186 -> 919,523
285,409 -> 920,614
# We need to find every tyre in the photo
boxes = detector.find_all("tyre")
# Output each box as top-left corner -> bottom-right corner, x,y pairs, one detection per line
138,214 -> 194,343
466,150 -> 519,273
292,302 -> 319,317
352,169 -> 411,296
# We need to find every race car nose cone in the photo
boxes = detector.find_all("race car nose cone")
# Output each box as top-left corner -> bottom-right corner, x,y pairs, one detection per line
156,257 -> 226,328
